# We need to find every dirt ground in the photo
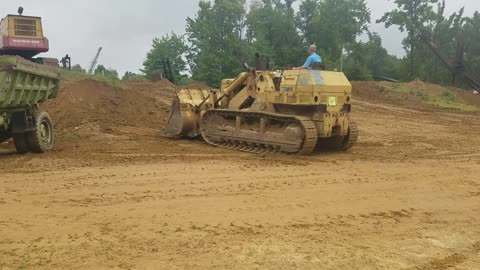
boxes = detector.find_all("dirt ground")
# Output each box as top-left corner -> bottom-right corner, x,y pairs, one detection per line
1,79 -> 480,269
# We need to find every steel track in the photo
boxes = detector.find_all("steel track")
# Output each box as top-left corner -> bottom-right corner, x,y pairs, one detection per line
200,110 -> 319,155
341,119 -> 359,151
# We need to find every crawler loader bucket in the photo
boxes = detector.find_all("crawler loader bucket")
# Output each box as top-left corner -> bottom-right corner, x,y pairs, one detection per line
161,95 -> 184,137
160,89 -> 210,138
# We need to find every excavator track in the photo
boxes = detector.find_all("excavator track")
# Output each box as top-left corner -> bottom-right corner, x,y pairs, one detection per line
341,119 -> 359,151
200,110 -> 319,155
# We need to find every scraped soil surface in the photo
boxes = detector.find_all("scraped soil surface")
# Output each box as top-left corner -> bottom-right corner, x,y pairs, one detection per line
1,79 -> 480,269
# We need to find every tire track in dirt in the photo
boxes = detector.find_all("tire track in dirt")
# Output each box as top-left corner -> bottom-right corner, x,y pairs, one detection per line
411,241 -> 480,270
1,82 -> 480,269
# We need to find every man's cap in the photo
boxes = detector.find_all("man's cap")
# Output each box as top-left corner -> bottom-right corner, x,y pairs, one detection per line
309,44 -> 317,51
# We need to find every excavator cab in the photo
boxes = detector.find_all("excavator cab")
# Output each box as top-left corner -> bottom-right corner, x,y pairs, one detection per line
0,12 -> 50,59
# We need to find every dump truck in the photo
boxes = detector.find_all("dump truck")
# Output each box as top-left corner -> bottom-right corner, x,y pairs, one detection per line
0,9 -> 60,153
0,56 -> 60,153
162,66 -> 358,155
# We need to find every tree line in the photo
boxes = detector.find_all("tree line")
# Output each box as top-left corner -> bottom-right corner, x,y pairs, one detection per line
142,0 -> 480,87
67,0 -> 477,87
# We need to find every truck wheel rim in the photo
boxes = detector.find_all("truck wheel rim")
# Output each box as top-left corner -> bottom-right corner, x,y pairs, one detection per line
40,120 -> 52,144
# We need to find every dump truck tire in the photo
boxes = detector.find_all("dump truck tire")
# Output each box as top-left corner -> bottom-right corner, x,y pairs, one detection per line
0,132 -> 9,144
27,111 -> 55,153
13,133 -> 29,154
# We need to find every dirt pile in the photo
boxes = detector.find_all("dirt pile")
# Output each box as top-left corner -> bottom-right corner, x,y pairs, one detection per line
352,80 -> 480,110
124,79 -> 176,106
406,80 -> 480,106
2,81 -> 480,269
42,78 -> 477,137
125,78 -> 176,90
351,81 -> 425,108
42,79 -> 174,134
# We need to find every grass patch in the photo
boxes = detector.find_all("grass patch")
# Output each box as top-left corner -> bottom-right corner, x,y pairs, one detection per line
381,83 -> 430,101
60,69 -> 127,89
378,82 -> 478,111
412,89 -> 429,101
441,89 -> 456,102
429,99 -> 478,111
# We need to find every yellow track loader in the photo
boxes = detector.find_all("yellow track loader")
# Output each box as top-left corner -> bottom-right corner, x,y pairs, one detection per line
161,67 -> 358,155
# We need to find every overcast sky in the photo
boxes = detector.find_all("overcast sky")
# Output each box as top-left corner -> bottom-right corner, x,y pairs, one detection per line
2,0 -> 479,75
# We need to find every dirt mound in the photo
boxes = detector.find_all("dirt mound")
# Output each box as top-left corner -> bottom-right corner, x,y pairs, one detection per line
181,81 -> 212,89
351,81 -> 426,109
352,80 -> 480,110
125,78 -> 176,90
42,79 -> 172,134
34,78 -> 478,140
406,80 -> 480,106
3,80 -> 480,270
125,78 -> 176,106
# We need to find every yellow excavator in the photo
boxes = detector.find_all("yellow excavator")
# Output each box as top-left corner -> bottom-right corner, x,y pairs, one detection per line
161,61 -> 358,155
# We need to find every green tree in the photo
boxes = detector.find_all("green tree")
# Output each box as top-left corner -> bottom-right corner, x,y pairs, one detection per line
122,71 -> 144,81
186,0 -> 248,87
419,1 -> 464,84
94,65 -> 119,80
143,32 -> 188,82
71,64 -> 85,73
377,0 -> 438,79
343,33 -> 402,80
296,0 -> 318,40
464,11 -> 480,76
247,0 -> 304,67
298,0 -> 371,69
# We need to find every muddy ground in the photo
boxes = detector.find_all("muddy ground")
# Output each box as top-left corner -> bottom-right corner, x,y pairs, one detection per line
1,79 -> 479,269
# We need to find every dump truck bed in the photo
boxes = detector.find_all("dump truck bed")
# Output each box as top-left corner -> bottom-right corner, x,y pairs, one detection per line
0,56 -> 60,110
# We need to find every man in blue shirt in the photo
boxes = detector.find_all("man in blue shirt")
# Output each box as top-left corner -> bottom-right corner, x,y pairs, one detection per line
294,44 -> 322,70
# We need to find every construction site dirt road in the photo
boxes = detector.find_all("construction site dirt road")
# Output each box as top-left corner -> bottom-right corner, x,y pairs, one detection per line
1,79 -> 479,269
